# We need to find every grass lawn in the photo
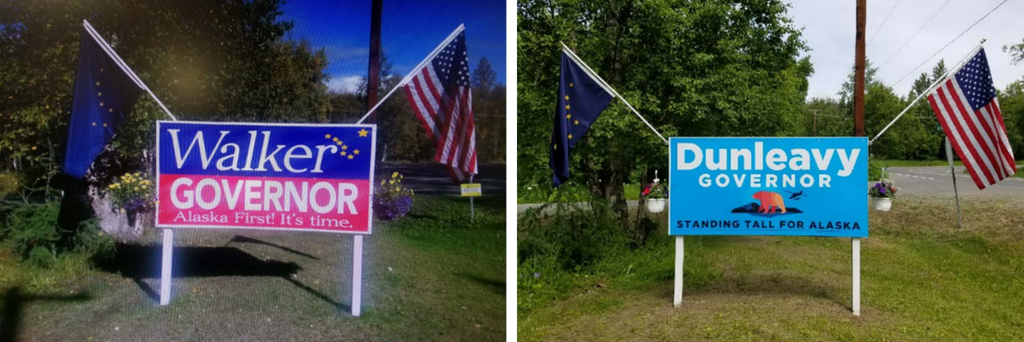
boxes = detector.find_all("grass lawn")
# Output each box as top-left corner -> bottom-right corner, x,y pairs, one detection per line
1,196 -> 505,342
518,196 -> 1024,341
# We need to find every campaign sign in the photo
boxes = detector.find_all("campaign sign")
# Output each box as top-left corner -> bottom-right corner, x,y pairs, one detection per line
668,137 -> 868,238
155,121 -> 376,234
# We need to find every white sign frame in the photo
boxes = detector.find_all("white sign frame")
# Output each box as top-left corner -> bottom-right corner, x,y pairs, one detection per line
153,121 -> 377,317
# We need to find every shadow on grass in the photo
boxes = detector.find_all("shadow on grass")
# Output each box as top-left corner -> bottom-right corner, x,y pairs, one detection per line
457,272 -> 505,295
283,277 -> 350,313
227,235 -> 320,260
667,272 -> 842,308
94,243 -> 344,309
0,286 -> 92,342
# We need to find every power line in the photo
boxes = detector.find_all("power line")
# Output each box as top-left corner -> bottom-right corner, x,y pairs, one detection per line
867,0 -> 901,46
875,0 -> 952,72
381,0 -> 409,37
388,0 -> 456,74
891,0 -> 1009,87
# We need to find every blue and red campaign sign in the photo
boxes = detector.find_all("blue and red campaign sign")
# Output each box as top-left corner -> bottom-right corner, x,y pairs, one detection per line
668,137 -> 868,238
155,121 -> 376,234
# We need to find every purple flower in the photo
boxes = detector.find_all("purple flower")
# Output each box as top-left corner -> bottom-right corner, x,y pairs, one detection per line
533,272 -> 540,278
879,188 -> 886,194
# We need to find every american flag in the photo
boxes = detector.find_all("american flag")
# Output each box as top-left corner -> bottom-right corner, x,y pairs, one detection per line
926,48 -> 1016,189
402,30 -> 477,182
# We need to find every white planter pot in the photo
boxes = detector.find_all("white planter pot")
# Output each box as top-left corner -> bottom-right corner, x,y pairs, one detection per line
648,198 -> 666,213
873,197 -> 892,212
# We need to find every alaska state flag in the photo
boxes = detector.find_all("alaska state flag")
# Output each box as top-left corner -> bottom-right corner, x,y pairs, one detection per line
549,51 -> 613,186
63,28 -> 144,178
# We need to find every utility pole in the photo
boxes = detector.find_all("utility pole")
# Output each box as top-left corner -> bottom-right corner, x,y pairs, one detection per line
813,110 -> 818,136
367,0 -> 383,117
854,0 -> 866,137
852,0 -> 866,317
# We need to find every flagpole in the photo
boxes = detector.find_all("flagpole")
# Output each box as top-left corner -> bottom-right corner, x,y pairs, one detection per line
82,20 -> 177,122
559,42 -> 668,144
356,24 -> 466,124
870,40 -> 985,144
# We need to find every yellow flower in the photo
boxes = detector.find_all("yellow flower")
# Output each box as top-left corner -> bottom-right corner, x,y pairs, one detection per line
109,184 -> 115,189
392,172 -> 399,178
389,180 -> 395,185
381,180 -> 385,185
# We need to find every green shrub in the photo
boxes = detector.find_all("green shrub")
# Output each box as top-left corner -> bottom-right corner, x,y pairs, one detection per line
517,199 -> 724,315
72,219 -> 117,264
0,172 -> 19,197
2,202 -> 61,261
869,160 -> 883,181
0,200 -> 115,267
26,245 -> 55,268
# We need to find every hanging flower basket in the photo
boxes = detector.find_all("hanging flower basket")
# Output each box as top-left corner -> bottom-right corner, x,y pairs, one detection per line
648,198 -> 667,213
873,197 -> 892,212
642,176 -> 668,213
869,178 -> 898,212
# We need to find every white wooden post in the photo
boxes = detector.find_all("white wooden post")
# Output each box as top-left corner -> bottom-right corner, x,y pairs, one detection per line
352,235 -> 364,316
852,238 -> 861,316
159,229 -> 174,305
469,175 -> 475,223
673,236 -> 684,308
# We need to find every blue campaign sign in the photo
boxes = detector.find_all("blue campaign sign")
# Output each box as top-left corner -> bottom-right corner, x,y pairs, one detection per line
668,137 -> 868,238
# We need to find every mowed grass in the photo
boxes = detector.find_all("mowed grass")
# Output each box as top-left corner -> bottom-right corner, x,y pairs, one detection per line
0,196 -> 505,342
518,196 -> 1024,341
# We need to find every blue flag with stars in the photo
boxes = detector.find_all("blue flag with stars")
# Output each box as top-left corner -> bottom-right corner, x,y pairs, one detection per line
63,28 -> 145,178
550,51 -> 613,186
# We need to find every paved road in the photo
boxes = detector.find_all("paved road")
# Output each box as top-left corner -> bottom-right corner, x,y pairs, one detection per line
881,166 -> 1024,197
880,165 -> 1024,197
376,163 -> 506,206
517,166 -> 1024,214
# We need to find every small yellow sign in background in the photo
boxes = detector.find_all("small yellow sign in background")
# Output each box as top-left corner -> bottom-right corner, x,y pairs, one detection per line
460,183 -> 482,197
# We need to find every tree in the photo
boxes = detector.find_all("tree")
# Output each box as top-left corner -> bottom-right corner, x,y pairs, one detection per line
472,57 -> 506,163
519,0 -> 810,238
931,59 -> 947,82
472,57 -> 498,91
997,80 -> 1024,157
0,0 -> 332,183
1003,40 -> 1024,65
356,53 -> 434,163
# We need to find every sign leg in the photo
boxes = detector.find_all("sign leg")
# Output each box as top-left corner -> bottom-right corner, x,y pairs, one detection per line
852,238 -> 861,316
673,236 -> 684,308
352,235 -> 364,316
160,229 -> 174,306
945,137 -> 963,229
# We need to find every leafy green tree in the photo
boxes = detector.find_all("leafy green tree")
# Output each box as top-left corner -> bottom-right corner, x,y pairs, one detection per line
0,0 -> 331,183
997,80 -> 1024,157
472,58 -> 507,163
519,0 -> 810,235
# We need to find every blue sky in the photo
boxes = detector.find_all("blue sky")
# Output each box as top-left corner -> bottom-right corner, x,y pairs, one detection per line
280,0 -> 506,94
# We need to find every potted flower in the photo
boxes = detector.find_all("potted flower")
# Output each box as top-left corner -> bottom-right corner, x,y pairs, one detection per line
643,177 -> 668,213
869,178 -> 898,211
373,172 -> 415,221
105,172 -> 155,235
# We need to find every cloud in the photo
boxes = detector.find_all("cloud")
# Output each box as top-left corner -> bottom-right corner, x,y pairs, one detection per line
325,75 -> 363,94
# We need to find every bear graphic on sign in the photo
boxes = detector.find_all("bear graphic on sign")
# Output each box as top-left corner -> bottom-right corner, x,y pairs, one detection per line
753,191 -> 786,214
